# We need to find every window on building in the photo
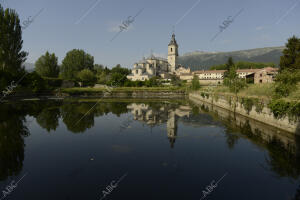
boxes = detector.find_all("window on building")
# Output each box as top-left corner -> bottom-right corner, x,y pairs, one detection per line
171,48 -> 173,52
136,70 -> 138,74
260,74 -> 262,77
260,80 -> 262,83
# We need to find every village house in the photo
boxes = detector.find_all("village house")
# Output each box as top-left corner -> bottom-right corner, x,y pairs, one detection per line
179,67 -> 278,85
245,67 -> 278,83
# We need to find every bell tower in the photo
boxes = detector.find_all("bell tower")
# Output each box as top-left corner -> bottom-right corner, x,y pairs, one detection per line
168,33 -> 178,73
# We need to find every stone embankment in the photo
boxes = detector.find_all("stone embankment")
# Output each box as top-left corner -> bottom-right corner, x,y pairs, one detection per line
189,92 -> 299,134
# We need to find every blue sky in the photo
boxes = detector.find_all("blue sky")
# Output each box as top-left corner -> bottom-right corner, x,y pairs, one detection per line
2,0 -> 300,68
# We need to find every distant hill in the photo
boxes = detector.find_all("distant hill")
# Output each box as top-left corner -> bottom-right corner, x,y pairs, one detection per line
178,46 -> 284,71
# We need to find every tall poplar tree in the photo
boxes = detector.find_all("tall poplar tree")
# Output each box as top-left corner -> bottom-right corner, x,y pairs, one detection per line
0,5 -> 28,77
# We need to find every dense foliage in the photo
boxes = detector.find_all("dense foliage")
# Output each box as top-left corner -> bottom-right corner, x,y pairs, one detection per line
60,49 -> 94,80
35,51 -> 59,78
268,99 -> 300,121
77,69 -> 97,86
0,5 -> 28,93
275,36 -> 300,97
280,36 -> 300,71
224,64 -> 247,95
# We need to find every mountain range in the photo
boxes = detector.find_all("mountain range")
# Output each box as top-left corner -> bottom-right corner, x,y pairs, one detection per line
23,46 -> 285,72
178,46 -> 284,71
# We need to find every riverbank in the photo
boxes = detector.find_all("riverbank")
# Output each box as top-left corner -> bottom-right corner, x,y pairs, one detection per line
189,92 -> 300,134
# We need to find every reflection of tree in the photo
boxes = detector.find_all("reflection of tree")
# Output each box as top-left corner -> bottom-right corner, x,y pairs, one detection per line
0,104 -> 29,180
222,115 -> 240,150
36,107 -> 60,132
224,130 -> 239,149
265,137 -> 300,179
61,103 -> 95,133
192,106 -> 199,115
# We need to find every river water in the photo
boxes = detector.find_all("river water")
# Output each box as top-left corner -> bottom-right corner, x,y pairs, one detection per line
0,99 -> 299,200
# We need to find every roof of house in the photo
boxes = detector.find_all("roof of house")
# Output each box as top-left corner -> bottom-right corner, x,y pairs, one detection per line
193,70 -> 226,74
236,69 -> 261,73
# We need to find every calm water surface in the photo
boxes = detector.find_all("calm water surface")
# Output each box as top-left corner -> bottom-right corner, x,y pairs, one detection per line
0,99 -> 300,200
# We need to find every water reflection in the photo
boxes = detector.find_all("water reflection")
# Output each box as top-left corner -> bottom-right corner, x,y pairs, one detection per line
190,99 -> 300,180
0,99 -> 300,189
127,103 -> 191,148
0,104 -> 29,180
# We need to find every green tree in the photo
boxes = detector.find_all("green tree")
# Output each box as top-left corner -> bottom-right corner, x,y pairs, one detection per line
35,51 -> 59,77
191,75 -> 200,90
77,69 -> 97,86
279,36 -> 300,71
94,64 -> 104,74
224,65 -> 246,95
275,36 -> 300,97
0,5 -> 27,77
109,72 -> 127,86
111,64 -> 130,75
60,49 -> 94,80
224,57 -> 235,78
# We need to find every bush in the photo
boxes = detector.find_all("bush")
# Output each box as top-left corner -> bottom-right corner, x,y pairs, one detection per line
22,72 -> 47,93
77,69 -> 97,86
241,98 -> 254,114
268,99 -> 300,120
274,69 -> 300,97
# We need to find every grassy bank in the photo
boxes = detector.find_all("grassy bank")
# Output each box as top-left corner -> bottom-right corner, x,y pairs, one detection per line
199,83 -> 300,101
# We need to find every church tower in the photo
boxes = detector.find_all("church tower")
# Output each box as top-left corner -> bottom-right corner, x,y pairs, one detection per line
168,33 -> 178,73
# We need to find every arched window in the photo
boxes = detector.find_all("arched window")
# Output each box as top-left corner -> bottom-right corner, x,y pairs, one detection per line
171,48 -> 173,52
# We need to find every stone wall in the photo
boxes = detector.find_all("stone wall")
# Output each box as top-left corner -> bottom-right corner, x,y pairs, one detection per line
189,92 -> 300,134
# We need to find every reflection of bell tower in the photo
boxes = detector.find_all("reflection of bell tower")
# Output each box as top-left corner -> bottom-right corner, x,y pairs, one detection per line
167,110 -> 177,148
